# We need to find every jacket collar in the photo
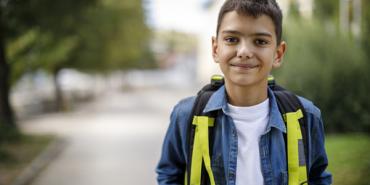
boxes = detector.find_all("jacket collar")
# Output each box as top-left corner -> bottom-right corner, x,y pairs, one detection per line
203,85 -> 286,133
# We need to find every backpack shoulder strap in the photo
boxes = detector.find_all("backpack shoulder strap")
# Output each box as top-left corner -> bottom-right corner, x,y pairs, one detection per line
185,75 -> 223,185
272,84 -> 309,185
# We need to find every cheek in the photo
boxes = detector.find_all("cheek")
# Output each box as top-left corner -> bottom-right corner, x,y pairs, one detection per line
218,46 -> 235,62
260,50 -> 276,63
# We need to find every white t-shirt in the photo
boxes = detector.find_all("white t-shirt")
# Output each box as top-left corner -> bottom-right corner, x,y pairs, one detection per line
227,98 -> 270,185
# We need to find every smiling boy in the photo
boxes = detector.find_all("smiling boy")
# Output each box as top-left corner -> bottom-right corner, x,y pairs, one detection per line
156,0 -> 332,184
213,11 -> 283,107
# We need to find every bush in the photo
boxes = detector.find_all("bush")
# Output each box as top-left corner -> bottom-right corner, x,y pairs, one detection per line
274,19 -> 370,133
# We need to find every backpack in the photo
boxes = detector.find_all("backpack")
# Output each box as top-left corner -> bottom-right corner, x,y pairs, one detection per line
185,75 -> 309,185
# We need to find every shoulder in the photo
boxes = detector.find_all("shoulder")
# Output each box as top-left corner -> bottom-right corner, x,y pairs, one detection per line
173,96 -> 196,114
167,96 -> 196,145
297,96 -> 321,119
170,96 -> 196,123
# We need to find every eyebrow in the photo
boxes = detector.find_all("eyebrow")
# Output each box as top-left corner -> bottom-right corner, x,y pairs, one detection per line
221,30 -> 273,38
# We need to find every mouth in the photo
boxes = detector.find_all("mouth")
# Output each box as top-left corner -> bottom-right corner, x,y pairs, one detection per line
230,63 -> 259,69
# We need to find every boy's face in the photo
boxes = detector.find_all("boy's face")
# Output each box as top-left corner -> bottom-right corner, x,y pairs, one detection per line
212,11 -> 286,89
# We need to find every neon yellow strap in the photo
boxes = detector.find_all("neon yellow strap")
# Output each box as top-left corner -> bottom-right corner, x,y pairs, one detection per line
284,109 -> 308,185
184,171 -> 188,185
211,74 -> 223,81
268,75 -> 274,82
190,116 -> 216,185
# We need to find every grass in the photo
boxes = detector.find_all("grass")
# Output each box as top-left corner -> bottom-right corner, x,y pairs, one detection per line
0,134 -> 54,185
326,134 -> 370,185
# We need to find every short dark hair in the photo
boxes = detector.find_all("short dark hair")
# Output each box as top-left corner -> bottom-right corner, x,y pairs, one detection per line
216,0 -> 283,44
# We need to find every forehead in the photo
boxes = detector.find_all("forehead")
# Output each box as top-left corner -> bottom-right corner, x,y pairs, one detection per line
219,11 -> 276,38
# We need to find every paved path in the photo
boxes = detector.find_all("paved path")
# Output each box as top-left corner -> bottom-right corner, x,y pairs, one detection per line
20,88 -> 194,185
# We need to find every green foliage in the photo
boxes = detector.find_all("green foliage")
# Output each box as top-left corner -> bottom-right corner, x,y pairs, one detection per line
8,30 -> 79,83
5,0 -> 154,83
3,0 -> 98,84
274,19 -> 370,133
2,0 -> 96,38
326,134 -> 370,185
69,0 -> 155,72
287,1 -> 300,18
1,0 -> 154,136
313,0 -> 338,21
362,0 -> 370,56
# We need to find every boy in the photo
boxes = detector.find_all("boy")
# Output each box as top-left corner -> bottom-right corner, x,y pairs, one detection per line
156,0 -> 332,184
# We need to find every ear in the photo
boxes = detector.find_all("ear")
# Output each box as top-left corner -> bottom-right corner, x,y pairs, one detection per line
212,36 -> 219,63
272,41 -> 286,68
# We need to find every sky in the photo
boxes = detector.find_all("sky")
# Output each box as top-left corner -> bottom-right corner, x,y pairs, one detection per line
144,0 -> 314,33
145,0 -> 209,33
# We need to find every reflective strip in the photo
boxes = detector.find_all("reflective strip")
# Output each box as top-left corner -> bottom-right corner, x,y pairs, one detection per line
283,109 -> 308,185
190,116 -> 216,185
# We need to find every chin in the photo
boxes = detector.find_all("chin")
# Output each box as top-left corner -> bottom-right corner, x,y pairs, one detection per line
228,75 -> 266,88
230,77 -> 256,87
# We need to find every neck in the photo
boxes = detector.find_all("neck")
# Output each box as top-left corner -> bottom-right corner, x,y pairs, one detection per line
225,81 -> 268,107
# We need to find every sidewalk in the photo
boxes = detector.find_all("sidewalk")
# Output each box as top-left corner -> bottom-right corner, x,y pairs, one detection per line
20,88 -> 194,185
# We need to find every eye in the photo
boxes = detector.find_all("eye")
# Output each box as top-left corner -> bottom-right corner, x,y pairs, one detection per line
224,37 -> 239,44
255,39 -> 269,46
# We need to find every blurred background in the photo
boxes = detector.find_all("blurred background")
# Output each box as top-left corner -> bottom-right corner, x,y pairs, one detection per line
0,0 -> 369,185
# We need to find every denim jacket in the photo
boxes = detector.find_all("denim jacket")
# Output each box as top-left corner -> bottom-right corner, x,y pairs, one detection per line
156,86 -> 332,185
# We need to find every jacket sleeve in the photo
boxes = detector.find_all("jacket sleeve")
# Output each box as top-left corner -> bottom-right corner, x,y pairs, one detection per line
156,100 -> 190,185
308,113 -> 332,185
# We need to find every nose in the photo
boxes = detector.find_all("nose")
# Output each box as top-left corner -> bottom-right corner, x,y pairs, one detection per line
237,42 -> 253,59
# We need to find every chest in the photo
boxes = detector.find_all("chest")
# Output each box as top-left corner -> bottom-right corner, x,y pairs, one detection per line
209,115 -> 288,185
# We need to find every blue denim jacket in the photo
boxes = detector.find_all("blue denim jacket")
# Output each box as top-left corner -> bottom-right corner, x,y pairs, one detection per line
156,86 -> 332,185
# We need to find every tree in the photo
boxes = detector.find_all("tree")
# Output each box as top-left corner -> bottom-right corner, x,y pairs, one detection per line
0,18 -> 15,135
66,0 -> 153,72
0,0 -> 97,139
1,0 -> 154,137
42,0 -> 153,110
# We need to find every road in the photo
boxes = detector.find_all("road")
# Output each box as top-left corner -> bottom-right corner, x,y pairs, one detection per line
20,88 -> 194,185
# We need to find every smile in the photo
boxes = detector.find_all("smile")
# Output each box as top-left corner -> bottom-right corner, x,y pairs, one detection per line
230,63 -> 259,69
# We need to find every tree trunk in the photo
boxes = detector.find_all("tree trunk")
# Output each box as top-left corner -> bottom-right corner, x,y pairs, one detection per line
53,68 -> 66,111
0,25 -> 17,132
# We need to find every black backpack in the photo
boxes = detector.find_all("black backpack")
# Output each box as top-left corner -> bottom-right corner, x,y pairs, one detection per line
185,75 -> 309,185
